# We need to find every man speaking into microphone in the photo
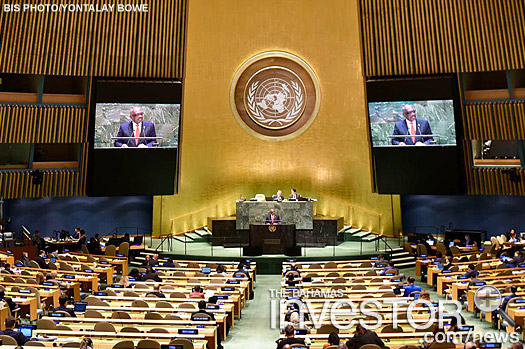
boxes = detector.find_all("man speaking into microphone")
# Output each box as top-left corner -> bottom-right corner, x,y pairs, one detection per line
391,104 -> 433,146
114,106 -> 157,147
265,209 -> 280,225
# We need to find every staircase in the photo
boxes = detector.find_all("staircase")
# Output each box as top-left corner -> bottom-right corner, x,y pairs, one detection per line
339,226 -> 382,243
389,247 -> 416,269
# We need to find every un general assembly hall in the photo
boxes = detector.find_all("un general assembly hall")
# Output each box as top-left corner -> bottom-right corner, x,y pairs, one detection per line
1,0 -> 525,348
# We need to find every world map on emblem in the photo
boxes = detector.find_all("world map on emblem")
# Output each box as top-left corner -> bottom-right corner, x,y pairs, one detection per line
245,67 -> 306,130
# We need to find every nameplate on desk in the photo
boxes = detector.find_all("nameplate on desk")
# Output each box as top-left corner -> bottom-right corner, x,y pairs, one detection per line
515,299 -> 525,303
49,312 -> 65,317
14,263 -> 23,267
370,257 -> 378,260
83,269 -> 93,273
442,270 -> 452,273
217,295 -> 229,300
234,274 -> 244,278
458,276 -> 466,279
113,284 -> 124,288
474,282 -> 485,286
42,282 -> 54,286
206,305 -> 220,310
481,344 -> 501,348
64,275 -> 74,279
128,278 -> 136,281
117,254 -> 125,257
264,239 -> 281,245
100,261 -> 109,265
222,287 -> 234,291
6,250 -> 12,254
226,280 -> 240,284
459,326 -> 474,331
64,249 -> 70,252
178,329 -> 198,334
192,316 -> 210,321
94,292 -> 107,296
19,289 -> 30,294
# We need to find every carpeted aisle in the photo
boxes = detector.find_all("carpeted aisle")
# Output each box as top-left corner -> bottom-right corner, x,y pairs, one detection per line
223,274 -> 282,349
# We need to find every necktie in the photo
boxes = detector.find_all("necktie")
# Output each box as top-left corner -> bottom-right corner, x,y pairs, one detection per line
410,121 -> 416,144
272,215 -> 274,224
135,124 -> 140,145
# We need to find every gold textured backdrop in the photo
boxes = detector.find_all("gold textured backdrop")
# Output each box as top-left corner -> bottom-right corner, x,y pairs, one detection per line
153,0 -> 401,236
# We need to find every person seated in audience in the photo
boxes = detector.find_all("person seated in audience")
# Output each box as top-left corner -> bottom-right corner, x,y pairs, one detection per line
87,236 -> 102,255
464,234 -> 474,247
146,284 -> 165,298
128,268 -> 143,281
506,250 -> 524,268
415,290 -> 434,313
380,261 -> 397,275
511,342 -> 524,349
143,266 -> 162,282
78,229 -> 87,245
215,264 -> 227,276
19,252 -> 30,267
0,317 -> 29,345
464,342 -> 477,349
32,230 -> 45,251
276,324 -> 305,349
462,264 -> 479,279
283,263 -> 300,277
345,324 -> 386,349
467,272 -> 483,288
238,258 -> 251,269
36,273 -> 45,285
46,271 -> 61,286
0,290 -> 19,314
150,254 -> 159,267
442,255 -> 454,271
123,233 -> 130,244
508,229 -> 519,243
34,250 -> 48,269
374,254 -> 389,267
284,302 -> 310,334
285,273 -> 299,287
501,285 -> 519,310
142,255 -> 152,267
163,258 -> 175,267
4,263 -> 14,274
324,332 -> 347,349
54,295 -> 76,317
190,286 -> 205,298
424,325 -> 454,349
191,300 -> 216,320
393,274 -> 407,295
403,276 -> 421,297
107,232 -> 121,247
119,275 -> 131,287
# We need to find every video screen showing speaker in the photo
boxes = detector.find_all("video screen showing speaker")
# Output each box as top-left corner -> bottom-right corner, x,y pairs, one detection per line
94,103 -> 179,148
88,80 -> 182,196
369,99 -> 456,147
366,76 -> 464,195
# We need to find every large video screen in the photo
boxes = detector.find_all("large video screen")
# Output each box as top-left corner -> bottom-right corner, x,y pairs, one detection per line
368,100 -> 455,147
94,103 -> 180,148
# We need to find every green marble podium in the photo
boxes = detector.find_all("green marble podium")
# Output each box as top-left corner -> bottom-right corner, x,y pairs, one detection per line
236,200 -> 313,230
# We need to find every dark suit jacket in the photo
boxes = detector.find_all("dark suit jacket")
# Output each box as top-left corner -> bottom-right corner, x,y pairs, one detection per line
277,337 -> 305,349
34,256 -> 48,269
0,329 -> 28,345
272,194 -> 284,201
289,193 -> 301,200
391,118 -> 433,145
346,331 -> 387,349
114,121 -> 157,147
265,214 -> 280,224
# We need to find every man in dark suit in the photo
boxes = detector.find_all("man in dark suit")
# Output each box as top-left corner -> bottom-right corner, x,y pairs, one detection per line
346,324 -> 387,349
272,190 -> 284,201
276,325 -> 305,349
289,189 -> 301,200
0,317 -> 29,346
34,250 -> 48,269
54,295 -> 76,317
391,104 -> 434,145
114,107 -> 157,147
265,209 -> 280,225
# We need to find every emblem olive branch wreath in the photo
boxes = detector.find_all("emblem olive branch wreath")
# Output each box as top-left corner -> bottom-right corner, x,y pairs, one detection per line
247,80 -> 303,127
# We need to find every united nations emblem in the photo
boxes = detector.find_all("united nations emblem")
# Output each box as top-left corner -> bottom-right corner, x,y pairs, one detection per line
231,52 -> 320,140
268,225 -> 277,232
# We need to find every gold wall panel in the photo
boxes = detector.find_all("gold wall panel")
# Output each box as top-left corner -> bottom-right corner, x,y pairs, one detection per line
464,102 -> 525,141
153,0 -> 401,237
360,0 -> 525,77
0,105 -> 86,143
0,0 -> 186,78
